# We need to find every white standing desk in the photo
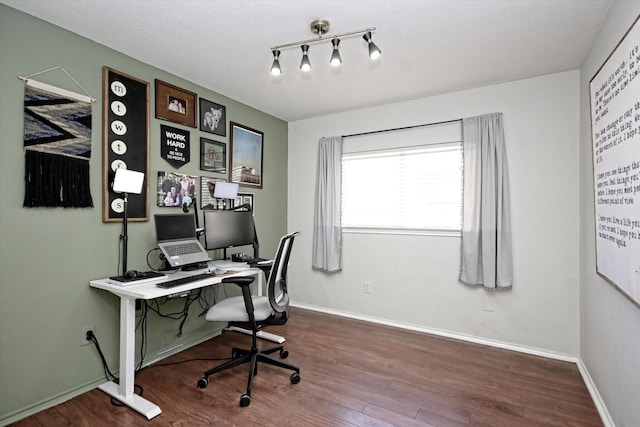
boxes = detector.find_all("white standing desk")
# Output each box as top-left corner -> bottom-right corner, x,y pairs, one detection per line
89,265 -> 279,419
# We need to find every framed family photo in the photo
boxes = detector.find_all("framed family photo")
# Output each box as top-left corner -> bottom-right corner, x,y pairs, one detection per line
230,122 -> 263,189
200,137 -> 226,174
157,171 -> 198,207
199,98 -> 226,136
155,79 -> 197,127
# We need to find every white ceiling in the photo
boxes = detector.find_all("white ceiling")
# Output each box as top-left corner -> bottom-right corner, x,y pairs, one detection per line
2,0 -> 613,122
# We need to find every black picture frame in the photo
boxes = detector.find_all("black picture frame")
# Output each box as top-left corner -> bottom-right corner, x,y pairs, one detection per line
235,192 -> 254,212
230,122 -> 263,189
200,137 -> 226,174
200,176 -> 228,210
199,98 -> 226,136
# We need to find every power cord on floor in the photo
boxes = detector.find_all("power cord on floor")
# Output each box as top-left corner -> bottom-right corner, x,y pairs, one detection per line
86,330 -> 144,405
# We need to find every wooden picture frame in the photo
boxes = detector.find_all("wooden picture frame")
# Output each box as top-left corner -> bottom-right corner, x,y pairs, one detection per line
155,79 -> 196,127
230,122 -> 263,188
199,98 -> 226,136
200,137 -> 226,174
589,15 -> 640,308
102,67 -> 150,222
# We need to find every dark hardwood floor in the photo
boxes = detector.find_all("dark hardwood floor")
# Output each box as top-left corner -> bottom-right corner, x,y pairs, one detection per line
12,308 -> 603,426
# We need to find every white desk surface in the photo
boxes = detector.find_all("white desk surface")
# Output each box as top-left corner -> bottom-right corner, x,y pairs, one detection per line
90,264 -> 256,299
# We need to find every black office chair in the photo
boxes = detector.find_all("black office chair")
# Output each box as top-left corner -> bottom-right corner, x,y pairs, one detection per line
197,231 -> 301,407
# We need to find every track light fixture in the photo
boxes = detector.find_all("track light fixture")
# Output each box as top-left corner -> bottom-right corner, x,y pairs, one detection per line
330,38 -> 342,66
362,31 -> 382,60
269,19 -> 381,75
300,44 -> 311,71
271,49 -> 282,75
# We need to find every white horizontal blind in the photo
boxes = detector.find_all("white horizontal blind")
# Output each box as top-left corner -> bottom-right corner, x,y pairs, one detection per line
341,122 -> 462,232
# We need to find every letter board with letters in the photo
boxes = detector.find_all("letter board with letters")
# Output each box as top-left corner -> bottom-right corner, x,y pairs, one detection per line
102,67 -> 150,222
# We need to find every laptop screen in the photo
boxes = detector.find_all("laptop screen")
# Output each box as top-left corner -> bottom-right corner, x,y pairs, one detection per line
155,213 -> 197,242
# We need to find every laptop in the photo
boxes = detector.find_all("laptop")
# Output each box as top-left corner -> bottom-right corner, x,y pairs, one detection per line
155,213 -> 211,268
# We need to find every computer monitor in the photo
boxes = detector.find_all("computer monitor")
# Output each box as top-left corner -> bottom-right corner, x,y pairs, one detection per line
203,210 -> 256,252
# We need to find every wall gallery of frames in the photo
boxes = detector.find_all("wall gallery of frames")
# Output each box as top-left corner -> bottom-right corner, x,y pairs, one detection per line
101,67 -> 262,223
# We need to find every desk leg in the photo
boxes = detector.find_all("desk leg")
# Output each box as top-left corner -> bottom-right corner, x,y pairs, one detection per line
97,297 -> 161,419
225,270 -> 286,344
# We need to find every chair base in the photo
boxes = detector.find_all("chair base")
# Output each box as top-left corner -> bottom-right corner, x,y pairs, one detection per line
197,343 -> 300,407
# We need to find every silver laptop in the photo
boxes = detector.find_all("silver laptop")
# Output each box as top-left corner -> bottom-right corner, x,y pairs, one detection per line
155,213 -> 210,268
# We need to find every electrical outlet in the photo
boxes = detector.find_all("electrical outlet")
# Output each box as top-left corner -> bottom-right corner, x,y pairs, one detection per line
483,295 -> 495,312
363,281 -> 372,294
81,326 -> 94,346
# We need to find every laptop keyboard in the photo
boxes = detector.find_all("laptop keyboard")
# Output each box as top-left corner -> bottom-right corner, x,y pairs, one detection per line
166,243 -> 202,256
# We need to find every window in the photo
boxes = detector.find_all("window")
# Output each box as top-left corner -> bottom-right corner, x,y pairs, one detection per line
341,125 -> 462,234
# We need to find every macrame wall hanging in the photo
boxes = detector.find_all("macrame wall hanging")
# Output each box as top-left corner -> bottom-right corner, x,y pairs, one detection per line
19,67 -> 96,208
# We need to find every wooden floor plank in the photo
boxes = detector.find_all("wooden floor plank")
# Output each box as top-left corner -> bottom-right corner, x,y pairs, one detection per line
10,308 -> 603,427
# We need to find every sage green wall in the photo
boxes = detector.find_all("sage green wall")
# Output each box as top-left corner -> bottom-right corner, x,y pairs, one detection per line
0,5 -> 287,424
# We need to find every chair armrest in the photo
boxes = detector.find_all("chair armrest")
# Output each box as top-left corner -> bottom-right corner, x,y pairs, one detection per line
222,276 -> 255,287
221,276 -> 258,327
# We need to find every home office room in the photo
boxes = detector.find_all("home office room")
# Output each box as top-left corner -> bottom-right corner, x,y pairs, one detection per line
1,1 -> 639,426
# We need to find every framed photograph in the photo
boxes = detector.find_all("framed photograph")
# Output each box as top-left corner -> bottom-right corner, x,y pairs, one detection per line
155,79 -> 197,127
230,122 -> 263,188
200,138 -> 226,174
200,176 -> 228,210
199,98 -> 226,136
157,171 -> 198,207
235,192 -> 254,212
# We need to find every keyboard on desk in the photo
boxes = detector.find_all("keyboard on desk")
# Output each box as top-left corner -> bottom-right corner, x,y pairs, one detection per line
156,272 -> 216,289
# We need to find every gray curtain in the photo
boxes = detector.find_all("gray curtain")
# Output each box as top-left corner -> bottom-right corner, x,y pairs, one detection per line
312,136 -> 342,272
460,113 -> 513,289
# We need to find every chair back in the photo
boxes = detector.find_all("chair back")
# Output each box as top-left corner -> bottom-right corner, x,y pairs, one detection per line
267,232 -> 300,314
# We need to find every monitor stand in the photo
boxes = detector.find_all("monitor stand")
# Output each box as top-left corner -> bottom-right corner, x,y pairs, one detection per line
181,262 -> 208,271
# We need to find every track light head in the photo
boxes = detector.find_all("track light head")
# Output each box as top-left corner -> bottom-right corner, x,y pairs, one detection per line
362,31 -> 382,60
300,44 -> 311,72
270,49 -> 282,75
330,38 -> 342,66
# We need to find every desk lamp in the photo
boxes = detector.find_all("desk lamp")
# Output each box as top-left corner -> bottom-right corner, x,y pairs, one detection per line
113,168 -> 145,276
213,181 -> 239,209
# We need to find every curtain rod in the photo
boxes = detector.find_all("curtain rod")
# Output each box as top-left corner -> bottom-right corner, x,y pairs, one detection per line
342,118 -> 461,138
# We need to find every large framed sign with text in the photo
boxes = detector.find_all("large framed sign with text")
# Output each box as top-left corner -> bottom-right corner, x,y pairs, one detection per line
102,67 -> 150,222
590,16 -> 640,308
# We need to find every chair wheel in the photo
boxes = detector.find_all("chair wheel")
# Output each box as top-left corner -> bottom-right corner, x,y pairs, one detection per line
290,372 -> 301,384
280,349 -> 289,359
197,377 -> 208,388
240,393 -> 251,407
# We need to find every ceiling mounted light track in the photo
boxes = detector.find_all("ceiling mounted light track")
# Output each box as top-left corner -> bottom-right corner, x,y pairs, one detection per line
269,19 -> 381,75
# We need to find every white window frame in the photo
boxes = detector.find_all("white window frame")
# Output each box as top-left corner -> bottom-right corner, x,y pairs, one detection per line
341,123 -> 462,237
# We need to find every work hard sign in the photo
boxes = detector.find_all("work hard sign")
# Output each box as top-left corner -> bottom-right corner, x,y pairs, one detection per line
161,124 -> 190,168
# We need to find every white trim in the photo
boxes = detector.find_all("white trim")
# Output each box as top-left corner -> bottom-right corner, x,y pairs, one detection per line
290,301 -> 612,426
576,358 -> 615,427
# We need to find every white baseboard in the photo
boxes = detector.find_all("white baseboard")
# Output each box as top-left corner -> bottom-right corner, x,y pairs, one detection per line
291,301 -> 613,426
576,358 -> 615,427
